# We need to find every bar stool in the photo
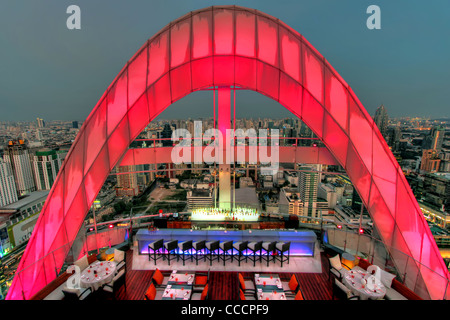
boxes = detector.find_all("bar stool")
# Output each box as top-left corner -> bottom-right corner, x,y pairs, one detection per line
219,240 -> 234,266
275,241 -> 291,267
233,241 -> 248,266
247,241 -> 263,267
148,239 -> 164,265
261,241 -> 277,267
164,240 -> 178,266
178,240 -> 193,266
193,240 -> 207,265
205,240 -> 220,266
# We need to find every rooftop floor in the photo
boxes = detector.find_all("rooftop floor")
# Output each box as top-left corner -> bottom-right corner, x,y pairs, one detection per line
87,248 -> 334,301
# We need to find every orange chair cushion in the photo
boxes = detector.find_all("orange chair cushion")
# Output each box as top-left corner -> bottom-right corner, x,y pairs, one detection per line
294,290 -> 304,300
239,289 -> 246,300
145,283 -> 156,300
201,284 -> 208,300
153,269 -> 164,285
196,275 -> 208,286
238,273 -> 246,290
289,275 -> 299,292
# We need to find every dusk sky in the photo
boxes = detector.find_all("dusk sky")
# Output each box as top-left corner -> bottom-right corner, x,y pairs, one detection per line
0,0 -> 449,122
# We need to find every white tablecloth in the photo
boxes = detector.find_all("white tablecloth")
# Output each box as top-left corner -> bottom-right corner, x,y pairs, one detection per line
343,266 -> 386,300
168,271 -> 195,285
80,260 -> 117,291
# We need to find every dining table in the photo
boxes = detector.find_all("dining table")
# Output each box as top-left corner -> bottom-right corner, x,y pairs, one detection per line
343,266 -> 386,300
162,284 -> 192,300
80,260 -> 117,291
161,270 -> 195,300
254,274 -> 287,300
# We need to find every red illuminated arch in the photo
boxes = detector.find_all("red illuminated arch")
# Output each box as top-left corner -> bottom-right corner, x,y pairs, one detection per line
8,6 -> 449,300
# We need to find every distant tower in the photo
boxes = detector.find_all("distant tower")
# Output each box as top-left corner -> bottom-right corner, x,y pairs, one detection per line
36,118 -> 45,128
32,150 -> 65,190
3,140 -> 36,195
72,121 -> 79,129
116,165 -> 139,196
373,105 -> 389,139
161,124 -> 173,147
298,165 -> 319,218
0,159 -> 18,207
430,125 -> 445,151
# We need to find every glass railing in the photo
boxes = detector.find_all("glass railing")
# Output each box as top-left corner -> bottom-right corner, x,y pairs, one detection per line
132,136 -> 325,148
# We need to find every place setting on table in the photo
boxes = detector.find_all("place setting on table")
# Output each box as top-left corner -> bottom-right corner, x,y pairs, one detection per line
167,270 -> 195,285
254,274 -> 286,300
343,265 -> 387,300
162,270 -> 194,300
80,260 -> 117,291
162,284 -> 192,300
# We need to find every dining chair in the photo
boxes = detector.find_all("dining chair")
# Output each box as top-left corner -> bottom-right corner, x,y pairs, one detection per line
191,284 -> 209,300
112,248 -> 126,272
239,288 -> 256,300
238,273 -> 256,293
233,241 -> 248,266
144,283 -> 163,300
238,272 -> 256,293
219,241 -> 234,266
281,274 -> 299,296
247,241 -> 263,266
102,269 -> 126,297
286,289 -> 305,300
164,240 -> 178,266
74,255 -> 89,272
328,254 -> 345,281
275,241 -> 291,267
205,240 -> 220,266
62,286 -> 92,301
261,241 -> 277,267
193,269 -> 210,292
151,268 -> 170,290
177,240 -> 193,266
332,278 -> 360,300
148,239 -> 164,265
193,240 -> 207,265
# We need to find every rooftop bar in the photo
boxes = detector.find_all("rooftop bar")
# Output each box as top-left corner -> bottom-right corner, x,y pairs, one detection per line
136,229 -> 317,257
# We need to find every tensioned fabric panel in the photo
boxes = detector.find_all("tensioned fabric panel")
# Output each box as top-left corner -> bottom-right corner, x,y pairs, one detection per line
7,5 -> 448,300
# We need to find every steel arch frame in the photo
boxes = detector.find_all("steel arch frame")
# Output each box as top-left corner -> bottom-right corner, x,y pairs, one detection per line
7,5 -> 449,300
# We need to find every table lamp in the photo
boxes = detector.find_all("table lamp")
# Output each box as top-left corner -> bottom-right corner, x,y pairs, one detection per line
341,252 -> 356,270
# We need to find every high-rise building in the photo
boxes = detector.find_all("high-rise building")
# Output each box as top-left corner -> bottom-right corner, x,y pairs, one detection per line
423,173 -> 450,210
72,121 -> 79,129
32,150 -> 65,191
373,104 -> 389,139
387,126 -> 401,152
3,140 -> 36,195
187,189 -> 213,210
279,188 -> 303,216
421,149 -> 441,173
318,183 -> 337,209
430,125 -> 445,151
298,165 -> 319,218
0,159 -> 18,207
116,165 -> 139,196
36,118 -> 45,128
161,124 -> 173,147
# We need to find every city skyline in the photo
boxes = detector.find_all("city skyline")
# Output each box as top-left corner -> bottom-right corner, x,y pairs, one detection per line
1,1 -> 449,121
